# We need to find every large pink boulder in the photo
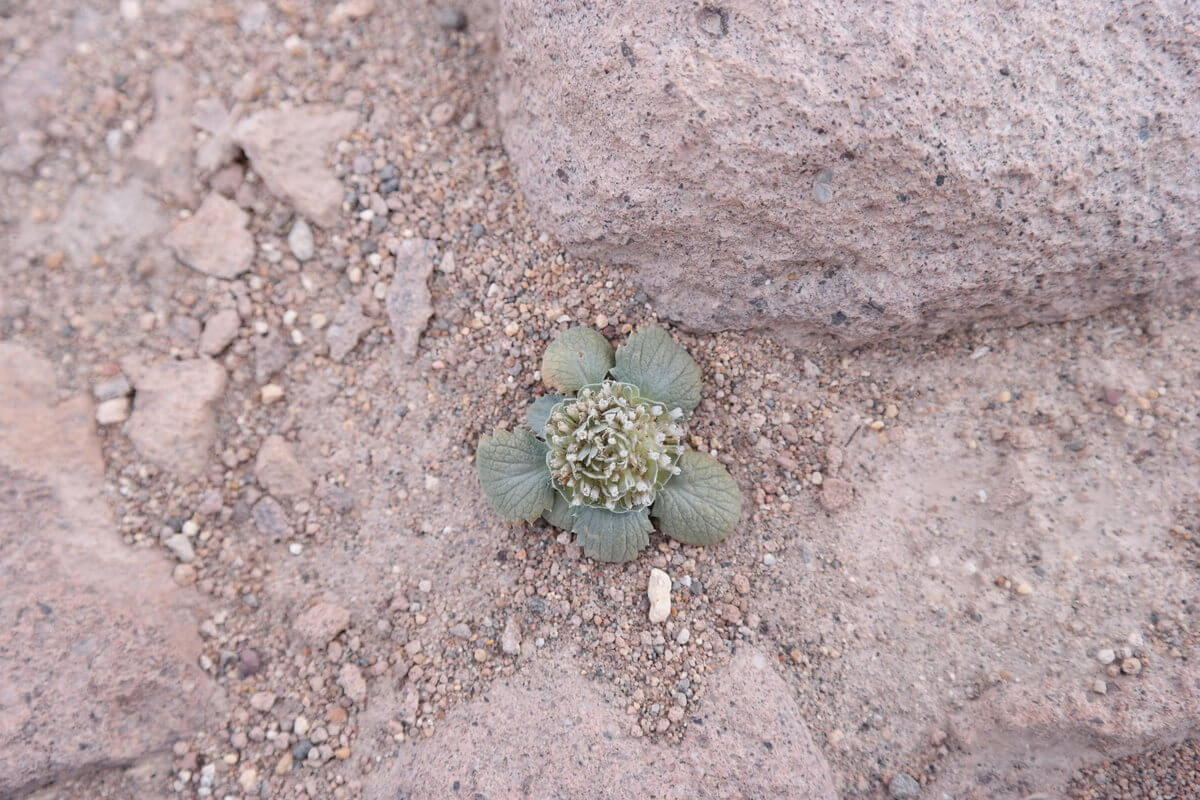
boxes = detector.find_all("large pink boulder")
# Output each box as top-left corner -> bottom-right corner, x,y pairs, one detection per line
497,1 -> 1199,345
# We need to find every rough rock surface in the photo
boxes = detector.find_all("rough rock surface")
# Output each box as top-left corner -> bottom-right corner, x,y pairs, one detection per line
0,30 -> 67,177
362,647 -> 837,799
190,96 -> 241,176
234,106 -> 358,228
293,601 -> 351,648
130,64 -> 196,206
16,180 -> 167,269
254,435 -> 311,499
123,356 -> 227,478
325,301 -> 373,362
164,193 -> 255,279
199,308 -> 241,356
0,344 -> 218,798
386,238 -> 435,360
497,1 -> 1200,345
756,322 -> 1200,798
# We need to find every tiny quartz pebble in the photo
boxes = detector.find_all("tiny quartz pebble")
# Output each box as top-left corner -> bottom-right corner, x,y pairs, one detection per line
647,568 -> 671,623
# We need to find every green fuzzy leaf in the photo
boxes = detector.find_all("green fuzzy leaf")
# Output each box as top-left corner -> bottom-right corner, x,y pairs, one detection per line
611,326 -> 701,414
541,327 -> 614,392
542,491 -> 575,530
525,394 -> 566,437
476,429 -> 553,522
651,449 -> 741,545
572,506 -> 652,563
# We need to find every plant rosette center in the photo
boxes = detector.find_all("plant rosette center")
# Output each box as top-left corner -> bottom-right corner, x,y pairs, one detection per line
545,381 -> 685,512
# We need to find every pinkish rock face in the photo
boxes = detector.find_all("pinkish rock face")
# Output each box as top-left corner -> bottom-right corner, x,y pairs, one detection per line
0,344 -> 221,798
496,1 -> 1200,345
361,647 -> 838,799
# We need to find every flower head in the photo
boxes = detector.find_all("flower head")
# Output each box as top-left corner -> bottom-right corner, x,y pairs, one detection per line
545,381 -> 684,512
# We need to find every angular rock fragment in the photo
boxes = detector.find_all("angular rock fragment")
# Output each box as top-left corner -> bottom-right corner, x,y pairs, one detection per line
234,106 -> 358,227
325,301 -> 373,362
164,193 -> 255,279
386,238 -> 435,360
200,308 -> 241,356
131,64 -> 196,206
255,435 -> 311,499
122,356 -> 227,477
293,601 -> 351,647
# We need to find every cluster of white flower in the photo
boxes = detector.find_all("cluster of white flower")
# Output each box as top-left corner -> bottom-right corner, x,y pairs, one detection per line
545,381 -> 685,512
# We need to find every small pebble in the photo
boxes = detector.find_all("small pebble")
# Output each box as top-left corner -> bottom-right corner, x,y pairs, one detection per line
172,563 -> 197,586
165,533 -> 195,563
95,397 -> 130,425
888,772 -> 920,799
647,568 -> 671,623
238,649 -> 262,677
434,6 -> 466,30
500,617 -> 521,655
250,692 -> 276,712
288,218 -> 314,261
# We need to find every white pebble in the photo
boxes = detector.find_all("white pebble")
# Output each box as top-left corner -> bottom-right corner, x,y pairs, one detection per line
1096,648 -> 1116,665
676,627 -> 690,645
95,396 -> 130,425
288,542 -> 303,555
165,533 -> 195,563
763,554 -> 776,566
288,219 -> 315,261
647,568 -> 671,623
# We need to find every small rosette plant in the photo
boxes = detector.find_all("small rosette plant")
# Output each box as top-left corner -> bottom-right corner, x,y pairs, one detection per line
476,325 -> 742,562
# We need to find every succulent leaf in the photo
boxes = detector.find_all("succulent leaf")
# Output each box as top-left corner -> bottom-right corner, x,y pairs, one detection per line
541,326 -> 614,392
651,449 -> 741,545
542,490 -> 575,529
476,429 -> 554,522
571,506 -> 652,563
611,326 -> 701,415
525,394 -> 566,437
545,381 -> 684,512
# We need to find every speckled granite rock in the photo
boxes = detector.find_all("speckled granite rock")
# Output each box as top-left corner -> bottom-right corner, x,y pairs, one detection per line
497,1 -> 1200,345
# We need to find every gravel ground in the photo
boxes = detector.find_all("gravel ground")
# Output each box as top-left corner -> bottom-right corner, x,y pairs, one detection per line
2,1 -> 1197,798
1068,739 -> 1200,800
